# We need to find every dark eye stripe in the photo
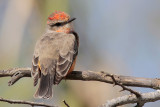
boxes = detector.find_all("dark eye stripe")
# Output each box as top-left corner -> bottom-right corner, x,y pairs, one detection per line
50,23 -> 61,27
54,23 -> 61,26
50,21 -> 68,27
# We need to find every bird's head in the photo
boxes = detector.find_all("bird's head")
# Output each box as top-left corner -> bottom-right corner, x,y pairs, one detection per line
47,11 -> 76,33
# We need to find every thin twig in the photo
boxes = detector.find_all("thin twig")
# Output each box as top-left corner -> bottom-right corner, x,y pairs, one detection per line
63,100 -> 70,107
0,97 -> 57,107
105,74 -> 143,107
107,74 -> 141,98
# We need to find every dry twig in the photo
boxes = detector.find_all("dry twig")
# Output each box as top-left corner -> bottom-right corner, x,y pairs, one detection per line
0,97 -> 57,107
63,100 -> 70,107
106,74 -> 141,97
105,73 -> 144,107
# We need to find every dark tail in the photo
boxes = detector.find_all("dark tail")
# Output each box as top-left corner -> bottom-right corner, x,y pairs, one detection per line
34,73 -> 54,99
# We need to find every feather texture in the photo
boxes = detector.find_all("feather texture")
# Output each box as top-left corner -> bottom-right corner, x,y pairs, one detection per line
31,31 -> 78,98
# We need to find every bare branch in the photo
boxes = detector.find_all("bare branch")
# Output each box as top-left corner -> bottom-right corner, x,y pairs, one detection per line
0,68 -> 31,86
0,97 -> 57,107
100,90 -> 160,107
106,74 -> 141,97
1,67 -> 160,90
63,100 -> 70,107
105,74 -> 143,107
1,67 -> 160,107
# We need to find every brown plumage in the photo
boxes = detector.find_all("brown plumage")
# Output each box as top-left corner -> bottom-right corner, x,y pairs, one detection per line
31,11 -> 78,99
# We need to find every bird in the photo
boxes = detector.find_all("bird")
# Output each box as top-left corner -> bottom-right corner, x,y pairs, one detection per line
31,11 -> 79,99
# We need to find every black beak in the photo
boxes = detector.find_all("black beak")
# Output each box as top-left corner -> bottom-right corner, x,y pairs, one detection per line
67,18 -> 76,24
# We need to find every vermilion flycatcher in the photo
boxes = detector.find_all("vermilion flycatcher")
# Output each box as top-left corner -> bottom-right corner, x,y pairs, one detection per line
31,11 -> 79,99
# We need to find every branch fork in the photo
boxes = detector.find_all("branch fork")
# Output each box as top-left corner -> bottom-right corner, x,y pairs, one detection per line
0,68 -> 160,107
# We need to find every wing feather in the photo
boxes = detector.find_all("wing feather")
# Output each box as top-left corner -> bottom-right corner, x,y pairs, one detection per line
31,32 -> 78,98
55,33 -> 78,84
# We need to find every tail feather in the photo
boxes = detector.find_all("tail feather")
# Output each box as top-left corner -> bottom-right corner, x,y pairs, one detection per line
34,73 -> 53,99
43,75 -> 54,99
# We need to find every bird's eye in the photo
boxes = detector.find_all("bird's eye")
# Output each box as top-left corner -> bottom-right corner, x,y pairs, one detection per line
54,23 -> 61,26
50,22 -> 65,27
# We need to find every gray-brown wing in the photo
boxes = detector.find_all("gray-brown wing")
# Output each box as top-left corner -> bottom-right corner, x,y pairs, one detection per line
31,32 -> 59,98
32,32 -> 59,77
31,32 -> 78,98
31,46 -> 40,86
32,32 -> 78,84
55,33 -> 78,84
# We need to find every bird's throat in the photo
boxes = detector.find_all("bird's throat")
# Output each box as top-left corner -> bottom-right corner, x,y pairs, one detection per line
55,27 -> 71,33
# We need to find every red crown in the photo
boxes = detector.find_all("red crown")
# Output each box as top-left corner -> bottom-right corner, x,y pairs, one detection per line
48,11 -> 69,21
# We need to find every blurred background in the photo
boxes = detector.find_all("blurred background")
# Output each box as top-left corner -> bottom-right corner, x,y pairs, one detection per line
0,0 -> 160,107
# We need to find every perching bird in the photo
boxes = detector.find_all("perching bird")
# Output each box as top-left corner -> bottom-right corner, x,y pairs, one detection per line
31,11 -> 79,99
